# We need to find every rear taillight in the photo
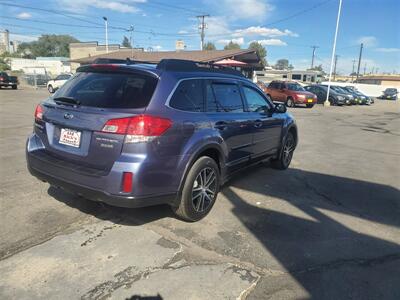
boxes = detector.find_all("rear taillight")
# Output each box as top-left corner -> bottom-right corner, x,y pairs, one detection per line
101,115 -> 172,143
0,76 -> 3,81
34,104 -> 44,121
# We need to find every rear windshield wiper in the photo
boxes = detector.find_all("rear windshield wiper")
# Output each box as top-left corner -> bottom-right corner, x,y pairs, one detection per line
53,96 -> 81,106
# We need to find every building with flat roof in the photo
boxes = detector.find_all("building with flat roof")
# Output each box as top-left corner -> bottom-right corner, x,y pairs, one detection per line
69,42 -> 144,71
356,75 -> 400,88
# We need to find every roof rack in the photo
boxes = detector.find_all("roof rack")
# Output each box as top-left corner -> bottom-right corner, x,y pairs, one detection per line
156,59 -> 245,77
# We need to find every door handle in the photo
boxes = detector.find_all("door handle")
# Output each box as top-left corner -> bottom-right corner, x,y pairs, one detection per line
254,120 -> 263,128
214,121 -> 228,130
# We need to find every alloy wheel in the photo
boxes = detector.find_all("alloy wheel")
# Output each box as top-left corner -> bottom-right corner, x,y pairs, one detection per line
282,135 -> 295,166
191,167 -> 217,212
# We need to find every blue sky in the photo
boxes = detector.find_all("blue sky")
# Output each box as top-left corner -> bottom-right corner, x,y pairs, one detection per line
1,0 -> 399,74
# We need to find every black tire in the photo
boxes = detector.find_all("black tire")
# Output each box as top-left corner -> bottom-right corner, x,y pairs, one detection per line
12,85 -> 17,90
306,104 -> 314,108
172,156 -> 220,222
272,132 -> 295,170
286,97 -> 295,107
48,85 -> 54,93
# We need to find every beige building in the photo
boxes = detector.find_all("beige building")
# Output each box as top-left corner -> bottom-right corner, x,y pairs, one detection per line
69,42 -> 143,71
356,75 -> 400,88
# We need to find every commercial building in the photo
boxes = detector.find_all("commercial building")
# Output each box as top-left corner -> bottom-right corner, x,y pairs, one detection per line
69,42 -> 144,71
9,57 -> 71,76
356,75 -> 400,88
256,69 -> 324,84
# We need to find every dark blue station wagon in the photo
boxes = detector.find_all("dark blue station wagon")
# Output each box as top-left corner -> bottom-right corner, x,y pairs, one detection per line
26,59 -> 298,221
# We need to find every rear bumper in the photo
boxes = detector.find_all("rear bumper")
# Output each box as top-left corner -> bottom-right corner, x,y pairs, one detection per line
27,164 -> 177,208
26,133 -> 178,208
0,82 -> 17,87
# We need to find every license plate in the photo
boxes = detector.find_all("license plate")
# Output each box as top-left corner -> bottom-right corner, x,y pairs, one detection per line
307,99 -> 313,103
59,128 -> 81,148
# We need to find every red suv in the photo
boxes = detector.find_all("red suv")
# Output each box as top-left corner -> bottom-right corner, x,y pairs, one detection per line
265,81 -> 317,108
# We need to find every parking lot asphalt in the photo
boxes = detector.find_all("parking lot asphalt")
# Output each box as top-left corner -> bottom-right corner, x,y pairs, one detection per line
1,87 -> 399,299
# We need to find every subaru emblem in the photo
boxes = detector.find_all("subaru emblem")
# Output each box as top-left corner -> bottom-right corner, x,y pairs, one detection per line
64,113 -> 74,120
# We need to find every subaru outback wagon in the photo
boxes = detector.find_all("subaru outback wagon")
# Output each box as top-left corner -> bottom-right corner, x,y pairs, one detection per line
26,59 -> 298,221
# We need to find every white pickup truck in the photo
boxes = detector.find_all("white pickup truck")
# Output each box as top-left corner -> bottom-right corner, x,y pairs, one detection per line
47,73 -> 73,93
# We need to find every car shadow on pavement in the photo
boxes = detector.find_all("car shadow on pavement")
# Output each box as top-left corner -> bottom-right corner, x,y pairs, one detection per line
222,165 -> 400,299
47,187 -> 175,226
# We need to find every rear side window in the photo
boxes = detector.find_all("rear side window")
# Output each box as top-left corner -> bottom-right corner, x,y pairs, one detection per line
207,83 -> 244,113
169,79 -> 204,112
54,72 -> 158,109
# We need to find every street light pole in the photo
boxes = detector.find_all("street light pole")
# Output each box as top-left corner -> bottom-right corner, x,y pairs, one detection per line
103,16 -> 108,53
325,0 -> 343,107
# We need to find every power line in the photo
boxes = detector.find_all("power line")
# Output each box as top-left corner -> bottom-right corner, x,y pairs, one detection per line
0,2 -> 103,26
205,0 -> 334,38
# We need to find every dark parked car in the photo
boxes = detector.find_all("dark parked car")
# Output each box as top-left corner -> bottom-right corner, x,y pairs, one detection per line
343,86 -> 373,104
304,85 -> 346,106
26,59 -> 298,222
0,72 -> 18,89
381,88 -> 398,100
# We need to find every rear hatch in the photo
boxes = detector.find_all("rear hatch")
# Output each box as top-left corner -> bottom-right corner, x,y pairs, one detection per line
34,65 -> 159,174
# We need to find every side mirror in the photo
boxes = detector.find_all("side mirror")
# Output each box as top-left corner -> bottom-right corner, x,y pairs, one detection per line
274,103 -> 287,113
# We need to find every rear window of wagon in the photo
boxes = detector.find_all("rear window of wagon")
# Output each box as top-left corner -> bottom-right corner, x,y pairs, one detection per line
53,72 -> 158,109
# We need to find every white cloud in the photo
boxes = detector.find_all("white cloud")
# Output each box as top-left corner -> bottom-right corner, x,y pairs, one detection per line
375,48 -> 400,53
232,26 -> 298,38
59,0 -> 146,13
357,36 -> 377,47
153,45 -> 162,50
216,37 -> 244,45
178,30 -> 188,34
250,39 -> 287,46
206,17 -> 231,37
16,12 -> 32,19
221,0 -> 273,21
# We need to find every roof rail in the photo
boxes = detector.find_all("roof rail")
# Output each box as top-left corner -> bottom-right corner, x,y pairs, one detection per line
156,59 -> 245,78
92,58 -> 157,65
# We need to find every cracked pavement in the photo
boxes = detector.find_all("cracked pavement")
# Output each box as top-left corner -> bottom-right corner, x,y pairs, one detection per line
1,89 -> 399,299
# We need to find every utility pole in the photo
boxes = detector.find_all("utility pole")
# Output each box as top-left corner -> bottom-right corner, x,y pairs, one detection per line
325,0 -> 343,107
351,59 -> 356,83
310,45 -> 319,69
197,14 -> 209,50
333,55 -> 339,81
356,42 -> 363,80
128,25 -> 134,57
103,16 -> 108,53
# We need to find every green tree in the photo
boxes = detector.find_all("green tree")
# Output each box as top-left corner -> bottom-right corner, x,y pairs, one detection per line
224,41 -> 241,50
274,59 -> 290,70
0,57 -> 10,71
15,35 -> 79,58
309,64 -> 325,74
122,36 -> 131,48
248,41 -> 267,67
203,42 -> 216,50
